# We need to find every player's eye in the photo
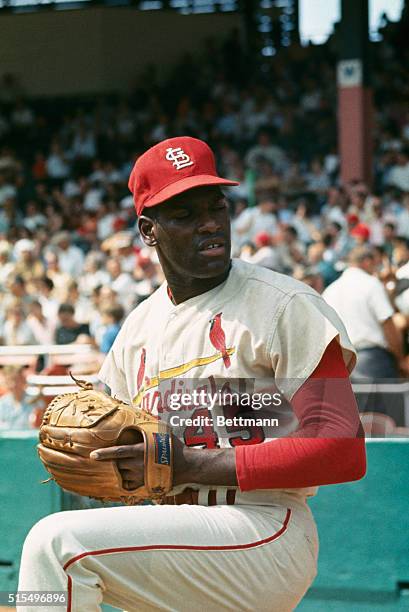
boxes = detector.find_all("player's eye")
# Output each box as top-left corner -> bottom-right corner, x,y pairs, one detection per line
172,209 -> 191,219
213,200 -> 228,210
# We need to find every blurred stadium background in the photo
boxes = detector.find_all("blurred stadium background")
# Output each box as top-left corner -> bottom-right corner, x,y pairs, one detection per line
0,0 -> 408,610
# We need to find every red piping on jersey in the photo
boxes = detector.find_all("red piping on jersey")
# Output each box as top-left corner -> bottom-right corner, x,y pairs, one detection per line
167,285 -> 176,305
63,508 -> 291,611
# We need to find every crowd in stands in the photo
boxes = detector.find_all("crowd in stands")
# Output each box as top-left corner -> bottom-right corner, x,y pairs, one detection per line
1,10 -> 409,429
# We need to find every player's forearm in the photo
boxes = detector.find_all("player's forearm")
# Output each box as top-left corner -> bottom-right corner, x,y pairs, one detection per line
174,445 -> 238,487
174,434 -> 366,491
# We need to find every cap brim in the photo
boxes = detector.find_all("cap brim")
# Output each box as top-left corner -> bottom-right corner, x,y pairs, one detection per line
141,174 -> 239,211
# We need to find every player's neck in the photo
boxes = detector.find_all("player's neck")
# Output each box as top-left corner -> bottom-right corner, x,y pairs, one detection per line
166,267 -> 231,305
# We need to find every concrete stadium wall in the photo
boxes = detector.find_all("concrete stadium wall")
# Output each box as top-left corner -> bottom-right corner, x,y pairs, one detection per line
0,8 -> 241,97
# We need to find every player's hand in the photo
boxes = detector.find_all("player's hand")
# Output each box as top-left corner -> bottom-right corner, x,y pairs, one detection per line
90,435 -> 191,490
90,444 -> 145,490
90,436 -> 237,490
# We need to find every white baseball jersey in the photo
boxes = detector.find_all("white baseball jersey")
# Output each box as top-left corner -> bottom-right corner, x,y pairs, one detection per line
20,259 -> 354,612
99,258 -> 356,503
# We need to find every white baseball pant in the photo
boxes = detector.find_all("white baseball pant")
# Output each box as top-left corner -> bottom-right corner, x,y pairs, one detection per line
18,497 -> 318,612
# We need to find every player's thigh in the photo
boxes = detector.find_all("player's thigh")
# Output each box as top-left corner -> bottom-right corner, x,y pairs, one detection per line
47,503 -> 317,611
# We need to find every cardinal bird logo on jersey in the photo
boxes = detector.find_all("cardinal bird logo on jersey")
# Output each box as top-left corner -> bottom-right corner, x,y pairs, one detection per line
137,348 -> 146,390
209,312 -> 231,369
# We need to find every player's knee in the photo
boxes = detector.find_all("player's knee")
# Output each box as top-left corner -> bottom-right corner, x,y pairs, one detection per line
22,512 -> 70,563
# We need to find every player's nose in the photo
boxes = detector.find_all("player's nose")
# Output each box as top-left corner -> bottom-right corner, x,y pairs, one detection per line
196,209 -> 222,234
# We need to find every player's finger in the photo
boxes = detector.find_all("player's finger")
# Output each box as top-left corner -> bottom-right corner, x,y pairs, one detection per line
116,458 -> 143,470
118,468 -> 135,477
123,480 -> 141,490
90,444 -> 145,460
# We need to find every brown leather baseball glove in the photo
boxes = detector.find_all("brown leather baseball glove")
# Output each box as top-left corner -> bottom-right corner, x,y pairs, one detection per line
37,376 -> 173,504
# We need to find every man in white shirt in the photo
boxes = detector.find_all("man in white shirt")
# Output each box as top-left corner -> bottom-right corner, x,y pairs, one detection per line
247,232 -> 281,270
244,130 -> 287,172
105,257 -> 136,312
323,246 -> 402,379
388,151 -> 409,193
232,199 -> 278,247
53,232 -> 84,277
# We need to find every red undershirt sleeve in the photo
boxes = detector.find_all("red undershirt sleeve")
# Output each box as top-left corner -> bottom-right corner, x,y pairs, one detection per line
235,338 -> 367,491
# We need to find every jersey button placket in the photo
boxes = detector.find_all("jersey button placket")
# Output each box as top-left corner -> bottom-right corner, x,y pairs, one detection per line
159,310 -> 180,369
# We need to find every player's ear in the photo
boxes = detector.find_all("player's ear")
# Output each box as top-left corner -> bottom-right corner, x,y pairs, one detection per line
138,215 -> 158,247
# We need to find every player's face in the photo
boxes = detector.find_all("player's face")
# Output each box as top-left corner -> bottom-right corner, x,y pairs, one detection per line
139,186 -> 231,281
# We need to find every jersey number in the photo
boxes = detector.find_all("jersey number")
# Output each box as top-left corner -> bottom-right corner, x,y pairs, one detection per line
184,408 -> 219,449
183,406 -> 265,448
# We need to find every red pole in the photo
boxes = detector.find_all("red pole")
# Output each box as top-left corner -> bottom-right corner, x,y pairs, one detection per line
337,1 -> 373,186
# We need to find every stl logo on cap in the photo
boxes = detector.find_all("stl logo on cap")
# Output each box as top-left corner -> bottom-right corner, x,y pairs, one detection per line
165,147 -> 194,171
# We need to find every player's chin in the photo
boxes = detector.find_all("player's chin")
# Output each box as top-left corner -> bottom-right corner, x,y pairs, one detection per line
194,253 -> 231,277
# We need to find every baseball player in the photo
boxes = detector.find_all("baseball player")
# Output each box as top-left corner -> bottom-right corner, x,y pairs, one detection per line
19,137 -> 366,612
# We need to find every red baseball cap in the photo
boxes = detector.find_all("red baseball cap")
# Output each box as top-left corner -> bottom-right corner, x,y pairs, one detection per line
347,213 -> 359,225
351,223 -> 370,241
254,232 -> 272,247
128,136 -> 239,216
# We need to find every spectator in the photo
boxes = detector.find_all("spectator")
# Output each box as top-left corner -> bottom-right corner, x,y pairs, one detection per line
293,266 -> 324,294
1,275 -> 31,313
26,300 -> 55,345
307,240 -> 339,287
71,125 -> 96,160
383,222 -> 397,259
52,232 -> 84,277
13,239 -> 44,282
291,200 -> 319,245
275,225 -> 306,273
323,246 -> 404,380
306,159 -> 330,195
44,251 -> 72,301
133,253 -> 161,300
99,304 -> 125,354
0,197 -> 15,235
245,130 -> 287,172
78,252 -> 110,296
387,150 -> 409,192
37,276 -> 59,323
46,142 -> 70,183
0,241 -> 14,288
62,281 -> 92,325
0,366 -> 39,430
10,99 -> 34,129
0,172 -> 17,206
367,197 -> 386,245
54,303 -> 90,345
232,199 -> 278,247
23,202 -> 47,233
321,187 -> 347,227
350,223 -> 371,246
247,232 -> 281,270
105,257 -> 136,311
2,303 -> 36,346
